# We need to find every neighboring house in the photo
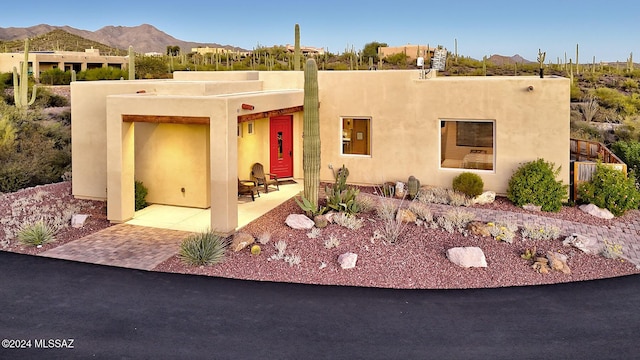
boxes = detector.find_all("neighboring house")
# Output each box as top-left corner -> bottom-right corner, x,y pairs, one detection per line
285,44 -> 325,56
0,48 -> 128,78
71,70 -> 570,234
191,47 -> 251,57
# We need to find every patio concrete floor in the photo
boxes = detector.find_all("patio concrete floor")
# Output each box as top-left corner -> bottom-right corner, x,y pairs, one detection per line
126,180 -> 303,232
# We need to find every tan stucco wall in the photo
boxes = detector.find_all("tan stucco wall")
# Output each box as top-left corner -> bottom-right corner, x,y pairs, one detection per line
71,79 -> 264,201
72,70 -> 568,232
312,71 -> 569,194
135,123 -> 210,208
173,71 -> 260,81
237,118 -> 270,180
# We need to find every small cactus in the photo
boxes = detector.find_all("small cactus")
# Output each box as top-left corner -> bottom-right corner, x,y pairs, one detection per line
251,244 -> 261,255
407,176 -> 421,199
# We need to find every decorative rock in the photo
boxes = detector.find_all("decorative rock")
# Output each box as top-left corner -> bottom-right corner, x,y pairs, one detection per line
562,233 -> 603,255
314,214 -> 329,228
71,214 -> 90,228
579,204 -> 614,220
467,221 -> 491,237
547,251 -> 571,274
522,203 -> 542,212
338,252 -> 358,269
396,208 -> 417,223
446,247 -> 487,268
324,211 -> 337,224
532,257 -> 551,274
285,214 -> 315,230
231,232 -> 255,252
395,181 -> 405,199
472,191 -> 496,205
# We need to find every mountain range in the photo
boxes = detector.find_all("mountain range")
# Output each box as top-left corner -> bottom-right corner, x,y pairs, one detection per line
0,24 -> 247,54
0,24 -> 533,63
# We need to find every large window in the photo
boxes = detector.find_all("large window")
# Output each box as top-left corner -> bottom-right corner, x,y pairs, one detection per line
440,120 -> 494,171
341,117 -> 371,155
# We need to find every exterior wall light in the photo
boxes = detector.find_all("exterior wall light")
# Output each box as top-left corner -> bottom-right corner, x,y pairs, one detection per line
241,103 -> 254,110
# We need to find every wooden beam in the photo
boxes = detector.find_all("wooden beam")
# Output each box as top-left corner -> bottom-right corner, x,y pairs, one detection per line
237,105 -> 304,123
122,114 -> 210,125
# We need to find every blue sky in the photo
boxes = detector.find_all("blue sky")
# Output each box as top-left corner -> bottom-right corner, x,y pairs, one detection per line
3,0 -> 639,63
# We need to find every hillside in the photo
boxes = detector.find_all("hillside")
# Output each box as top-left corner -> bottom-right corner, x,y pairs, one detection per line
487,54 -> 533,65
0,29 -> 127,55
0,24 -> 247,54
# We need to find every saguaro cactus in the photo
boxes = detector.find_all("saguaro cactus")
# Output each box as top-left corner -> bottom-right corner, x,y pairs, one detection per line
294,24 -> 301,71
302,58 -> 320,211
537,49 -> 546,78
12,38 -> 37,109
128,45 -> 135,80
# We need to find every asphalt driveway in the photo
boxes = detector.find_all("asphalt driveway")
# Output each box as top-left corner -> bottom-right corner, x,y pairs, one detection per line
1,251 -> 639,359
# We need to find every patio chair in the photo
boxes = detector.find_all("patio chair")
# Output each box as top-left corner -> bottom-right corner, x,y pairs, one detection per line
238,178 -> 259,201
250,163 -> 280,193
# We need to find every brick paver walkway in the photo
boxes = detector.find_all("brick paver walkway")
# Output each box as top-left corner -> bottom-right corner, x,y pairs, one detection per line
38,205 -> 640,271
40,224 -> 192,270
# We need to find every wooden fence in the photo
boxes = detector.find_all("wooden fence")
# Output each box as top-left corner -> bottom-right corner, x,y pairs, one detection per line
570,138 -> 627,200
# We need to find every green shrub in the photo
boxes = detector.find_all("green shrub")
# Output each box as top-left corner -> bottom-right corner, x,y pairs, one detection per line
33,87 -> 69,108
452,172 -> 484,197
77,67 -> 128,81
178,230 -> 230,266
39,68 -> 72,85
507,159 -> 568,212
17,220 -> 56,246
611,140 -> 640,180
134,181 -> 148,211
577,163 -> 640,216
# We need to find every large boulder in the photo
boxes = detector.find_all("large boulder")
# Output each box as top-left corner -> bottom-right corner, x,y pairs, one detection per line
472,191 -> 496,205
446,247 -> 487,268
231,232 -> 255,252
71,214 -> 90,228
522,204 -> 542,212
396,208 -> 417,223
562,233 -> 603,255
338,252 -> 358,269
285,214 -> 315,230
467,221 -> 491,237
579,204 -> 614,220
547,251 -> 571,274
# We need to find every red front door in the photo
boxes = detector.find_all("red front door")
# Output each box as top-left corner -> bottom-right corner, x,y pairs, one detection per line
269,115 -> 293,178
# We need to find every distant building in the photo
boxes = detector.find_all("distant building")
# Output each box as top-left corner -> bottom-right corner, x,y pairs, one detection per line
0,48 -> 128,79
285,44 -> 325,56
192,47 -> 250,57
378,44 -> 437,62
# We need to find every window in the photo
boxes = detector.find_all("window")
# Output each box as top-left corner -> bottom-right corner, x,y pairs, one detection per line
247,121 -> 255,135
341,117 -> 371,155
237,123 -> 243,138
440,120 -> 494,171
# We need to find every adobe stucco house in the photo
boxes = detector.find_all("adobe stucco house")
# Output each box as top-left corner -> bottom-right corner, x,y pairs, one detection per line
0,48 -> 128,79
71,70 -> 570,234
